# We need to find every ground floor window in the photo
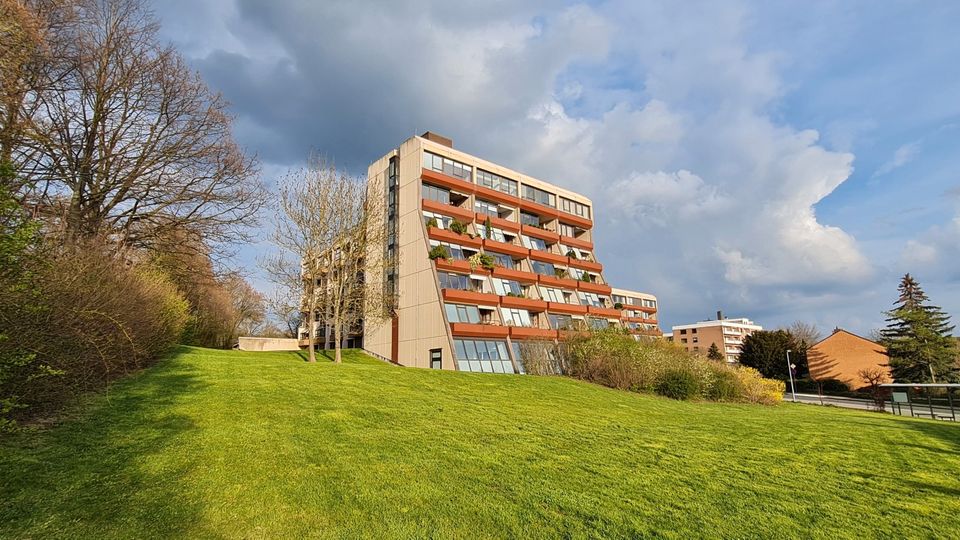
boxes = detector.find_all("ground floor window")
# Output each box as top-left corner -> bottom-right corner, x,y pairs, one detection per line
430,348 -> 442,369
453,338 -> 514,374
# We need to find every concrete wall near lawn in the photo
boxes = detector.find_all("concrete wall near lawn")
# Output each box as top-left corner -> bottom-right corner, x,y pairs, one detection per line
237,337 -> 301,352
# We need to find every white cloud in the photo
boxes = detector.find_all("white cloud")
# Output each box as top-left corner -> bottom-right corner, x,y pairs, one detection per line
873,141 -> 921,177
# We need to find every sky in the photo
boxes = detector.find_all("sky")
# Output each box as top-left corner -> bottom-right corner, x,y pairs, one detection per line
151,0 -> 960,335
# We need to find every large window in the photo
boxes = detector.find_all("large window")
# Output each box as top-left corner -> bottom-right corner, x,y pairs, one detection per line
501,307 -> 532,327
588,317 -> 609,330
539,286 -> 565,303
549,313 -> 574,329
492,278 -> 522,296
522,185 -> 556,207
430,241 -> 467,260
476,224 -> 507,243
531,260 -> 556,276
445,303 -> 481,324
422,183 -> 450,204
577,291 -> 602,307
454,339 -> 514,373
438,272 -> 470,290
520,211 -> 541,227
557,223 -> 576,238
474,199 -> 499,217
560,197 -> 590,219
486,251 -> 514,268
643,299 -> 657,309
423,151 -> 472,181
521,235 -> 547,251
477,169 -> 518,196
423,211 -> 452,229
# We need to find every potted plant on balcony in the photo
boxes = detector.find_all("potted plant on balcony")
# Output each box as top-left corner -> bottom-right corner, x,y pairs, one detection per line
614,302 -> 624,310
425,217 -> 439,229
468,252 -> 496,272
484,216 -> 493,239
506,291 -> 526,298
449,219 -> 468,235
554,267 -> 568,279
428,245 -> 451,262
566,249 -> 577,259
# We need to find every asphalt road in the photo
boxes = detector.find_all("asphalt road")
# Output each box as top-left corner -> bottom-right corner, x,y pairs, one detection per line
788,392 -> 957,420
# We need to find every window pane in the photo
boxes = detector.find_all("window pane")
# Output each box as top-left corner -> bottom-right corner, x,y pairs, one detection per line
492,361 -> 504,374
467,306 -> 480,324
464,340 -> 478,359
455,339 -> 467,359
469,360 -> 481,372
445,303 -> 458,322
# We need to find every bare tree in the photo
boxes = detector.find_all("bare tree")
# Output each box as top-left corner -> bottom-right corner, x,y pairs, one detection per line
11,0 -> 263,252
264,157 -> 393,364
224,273 -> 266,337
858,367 -> 891,412
787,321 -> 822,350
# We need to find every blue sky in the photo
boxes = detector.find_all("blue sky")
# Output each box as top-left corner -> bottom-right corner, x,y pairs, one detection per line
153,0 -> 960,334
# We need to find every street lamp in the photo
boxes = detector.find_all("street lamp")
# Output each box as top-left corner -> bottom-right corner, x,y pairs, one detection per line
786,349 -> 797,402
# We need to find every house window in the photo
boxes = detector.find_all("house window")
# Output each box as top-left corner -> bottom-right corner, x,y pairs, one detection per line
681,338 -> 688,344
692,337 -> 699,344
438,272 -> 471,290
559,197 -> 590,219
422,211 -> 452,229
520,211 -> 541,227
531,260 -> 556,276
423,151 -> 472,181
500,307 -> 532,327
445,303 -> 481,324
558,223 -> 576,238
486,251 -> 514,269
453,339 -> 514,373
421,183 -> 450,204
577,291 -> 602,307
476,169 -> 518,196
492,278 -> 522,296
474,199 -> 499,217
476,224 -> 507,243
521,235 -> 548,251
430,349 -> 442,370
549,313 -> 574,329
679,329 -> 687,335
539,286 -> 565,303
522,185 -> 556,207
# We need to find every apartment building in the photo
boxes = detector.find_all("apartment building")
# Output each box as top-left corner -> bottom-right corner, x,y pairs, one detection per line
361,132 -> 660,372
671,312 -> 762,363
611,288 -> 661,340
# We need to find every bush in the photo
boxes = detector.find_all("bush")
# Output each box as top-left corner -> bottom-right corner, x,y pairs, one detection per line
706,367 -> 744,402
819,378 -> 850,394
428,245 -> 450,261
656,369 -> 701,400
735,367 -> 785,405
448,220 -> 467,235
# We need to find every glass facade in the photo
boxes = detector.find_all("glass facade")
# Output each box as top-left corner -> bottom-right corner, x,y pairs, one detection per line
422,183 -> 450,204
474,199 -> 499,217
445,303 -> 481,324
477,169 -> 518,196
423,151 -> 472,181
454,339 -> 514,373
522,185 -> 556,207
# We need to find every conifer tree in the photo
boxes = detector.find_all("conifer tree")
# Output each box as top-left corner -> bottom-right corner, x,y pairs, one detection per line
880,274 -> 957,383
706,342 -> 724,361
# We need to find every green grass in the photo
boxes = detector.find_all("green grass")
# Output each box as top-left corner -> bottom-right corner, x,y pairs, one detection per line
2,346 -> 959,539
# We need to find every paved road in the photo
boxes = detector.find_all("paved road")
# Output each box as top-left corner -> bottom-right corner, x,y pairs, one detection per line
787,392 -> 957,420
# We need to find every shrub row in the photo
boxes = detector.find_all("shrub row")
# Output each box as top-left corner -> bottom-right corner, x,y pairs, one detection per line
556,330 -> 784,404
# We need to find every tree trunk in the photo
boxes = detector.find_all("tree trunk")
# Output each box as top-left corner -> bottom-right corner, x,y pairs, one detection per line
307,298 -> 317,364
334,324 -> 342,364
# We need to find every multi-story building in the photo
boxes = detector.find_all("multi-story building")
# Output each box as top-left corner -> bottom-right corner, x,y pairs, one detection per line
361,132 -> 659,372
671,312 -> 762,362
611,288 -> 661,340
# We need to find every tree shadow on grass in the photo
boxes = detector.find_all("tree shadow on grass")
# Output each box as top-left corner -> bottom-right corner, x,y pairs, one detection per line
0,356 -> 211,538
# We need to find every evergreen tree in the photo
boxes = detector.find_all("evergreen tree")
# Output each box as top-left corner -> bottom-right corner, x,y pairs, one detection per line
880,274 -> 957,383
706,342 -> 724,361
738,330 -> 807,381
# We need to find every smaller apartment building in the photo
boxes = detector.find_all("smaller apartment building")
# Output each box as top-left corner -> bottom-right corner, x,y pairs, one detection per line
611,288 -> 660,340
672,313 -> 762,362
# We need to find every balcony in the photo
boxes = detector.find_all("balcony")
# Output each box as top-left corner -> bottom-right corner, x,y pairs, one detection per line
559,235 -> 593,250
500,295 -> 548,312
450,322 -> 509,338
529,250 -> 568,265
518,198 -> 560,219
587,306 -> 622,318
427,226 -> 482,249
577,281 -> 612,295
476,213 -> 521,232
442,288 -> 500,306
474,183 -> 521,208
521,224 -> 560,242
566,257 -> 602,272
482,238 -> 528,258
422,168 -> 474,192
492,266 -> 538,283
538,274 -> 580,289
422,198 -> 475,221
434,258 -> 477,274
547,302 -> 588,315
509,326 -> 559,340
557,212 -> 592,230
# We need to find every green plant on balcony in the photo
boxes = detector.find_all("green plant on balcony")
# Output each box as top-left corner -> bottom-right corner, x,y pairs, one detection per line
425,217 -> 439,229
469,252 -> 496,272
449,219 -> 468,235
614,302 -> 624,310
484,216 -> 493,239
566,249 -> 577,259
553,267 -> 568,279
580,272 -> 594,283
506,291 -> 526,298
428,245 -> 451,261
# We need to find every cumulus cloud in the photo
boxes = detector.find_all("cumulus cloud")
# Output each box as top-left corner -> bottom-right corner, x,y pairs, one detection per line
153,0 -> 882,330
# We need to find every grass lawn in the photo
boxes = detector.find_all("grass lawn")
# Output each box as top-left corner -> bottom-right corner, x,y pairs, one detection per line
2,346 -> 959,539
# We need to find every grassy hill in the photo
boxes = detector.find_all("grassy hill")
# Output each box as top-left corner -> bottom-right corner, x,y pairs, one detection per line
2,346 -> 959,538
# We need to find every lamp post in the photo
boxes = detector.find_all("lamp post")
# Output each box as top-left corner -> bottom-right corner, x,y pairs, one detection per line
786,349 -> 797,402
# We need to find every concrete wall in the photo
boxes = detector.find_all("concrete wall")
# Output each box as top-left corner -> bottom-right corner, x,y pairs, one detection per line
237,337 -> 301,352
